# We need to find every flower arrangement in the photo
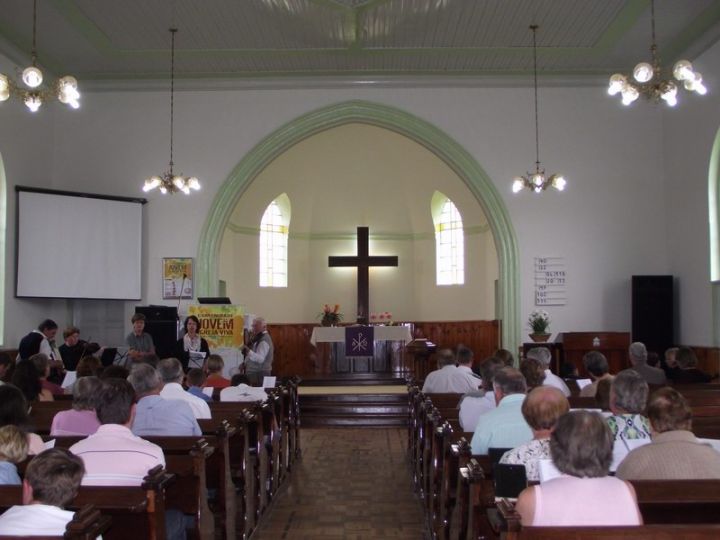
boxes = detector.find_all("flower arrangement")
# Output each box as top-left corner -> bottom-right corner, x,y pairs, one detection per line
528,309 -> 551,334
319,304 -> 342,326
370,312 -> 393,325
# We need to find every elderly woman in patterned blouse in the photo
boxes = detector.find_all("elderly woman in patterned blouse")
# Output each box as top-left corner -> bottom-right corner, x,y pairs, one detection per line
499,386 -> 569,481
606,369 -> 651,443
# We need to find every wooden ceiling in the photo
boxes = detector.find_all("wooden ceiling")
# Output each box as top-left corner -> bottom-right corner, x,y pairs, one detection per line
0,0 -> 718,82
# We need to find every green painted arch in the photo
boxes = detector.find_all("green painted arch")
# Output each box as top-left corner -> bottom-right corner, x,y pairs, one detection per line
196,100 -> 521,349
709,125 -> 720,283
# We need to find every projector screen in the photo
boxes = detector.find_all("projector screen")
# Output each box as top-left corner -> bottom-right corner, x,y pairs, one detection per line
16,187 -> 144,300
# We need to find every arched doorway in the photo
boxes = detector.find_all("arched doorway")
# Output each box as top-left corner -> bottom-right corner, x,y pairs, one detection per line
196,100 -> 520,349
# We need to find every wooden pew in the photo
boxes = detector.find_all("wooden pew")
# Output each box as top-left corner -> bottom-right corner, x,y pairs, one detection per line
496,499 -> 720,540
0,467 -> 172,540
0,503 -> 111,540
50,436 -> 214,540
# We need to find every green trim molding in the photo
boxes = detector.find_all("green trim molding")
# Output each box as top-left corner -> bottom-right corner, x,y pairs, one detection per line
196,100 -> 520,350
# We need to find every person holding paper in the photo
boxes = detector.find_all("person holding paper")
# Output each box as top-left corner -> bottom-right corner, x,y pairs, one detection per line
241,317 -> 274,387
176,315 -> 210,371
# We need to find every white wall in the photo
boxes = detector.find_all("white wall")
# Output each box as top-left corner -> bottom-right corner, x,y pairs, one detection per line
218,123 -> 498,323
0,74 -> 674,347
663,39 -> 720,347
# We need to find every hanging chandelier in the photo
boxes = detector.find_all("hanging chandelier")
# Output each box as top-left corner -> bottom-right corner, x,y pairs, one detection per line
142,28 -> 200,195
608,0 -> 707,107
512,25 -> 566,194
0,0 -> 80,112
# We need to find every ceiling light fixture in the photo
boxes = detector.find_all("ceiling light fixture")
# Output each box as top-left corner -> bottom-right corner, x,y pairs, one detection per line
143,28 -> 200,195
0,0 -> 80,112
512,25 -> 566,195
608,0 -> 707,107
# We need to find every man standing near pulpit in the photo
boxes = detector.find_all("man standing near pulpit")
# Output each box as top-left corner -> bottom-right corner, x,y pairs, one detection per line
242,317 -> 274,386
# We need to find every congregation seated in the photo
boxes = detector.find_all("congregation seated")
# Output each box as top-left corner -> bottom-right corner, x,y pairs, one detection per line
455,345 -> 482,389
559,361 -> 579,379
0,353 -> 10,384
32,353 -> 65,397
459,356 -> 504,431
660,346 -> 680,380
422,349 -> 473,394
203,354 -> 231,389
98,365 -> 129,380
185,368 -> 212,402
0,384 -> 45,455
158,358 -> 211,419
128,363 -> 201,436
670,346 -> 712,384
494,348 -> 515,367
0,425 -> 28,485
515,410 -> 643,526
11,359 -> 53,402
526,347 -> 570,397
0,448 -> 85,535
70,378 -> 165,486
616,387 -> 720,480
595,377 -> 612,411
499,387 -> 569,482
607,369 -> 651,443
628,342 -> 666,385
470,367 -> 532,454
579,350 -> 614,398
50,376 -> 102,437
220,374 -> 269,402
519,357 -> 545,391
66,355 -> 103,394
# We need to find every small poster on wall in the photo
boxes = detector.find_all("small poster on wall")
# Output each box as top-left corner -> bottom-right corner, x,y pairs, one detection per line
163,257 -> 193,299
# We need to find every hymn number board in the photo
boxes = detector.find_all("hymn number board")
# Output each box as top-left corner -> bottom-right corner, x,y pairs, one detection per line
534,257 -> 566,306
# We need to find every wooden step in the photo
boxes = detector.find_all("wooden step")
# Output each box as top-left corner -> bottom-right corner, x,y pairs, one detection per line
299,392 -> 409,428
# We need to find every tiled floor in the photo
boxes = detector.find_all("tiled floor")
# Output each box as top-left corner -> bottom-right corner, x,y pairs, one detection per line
253,428 -> 429,539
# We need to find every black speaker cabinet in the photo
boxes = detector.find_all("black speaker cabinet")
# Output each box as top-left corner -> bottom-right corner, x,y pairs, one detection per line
631,275 -> 674,355
135,306 -> 178,359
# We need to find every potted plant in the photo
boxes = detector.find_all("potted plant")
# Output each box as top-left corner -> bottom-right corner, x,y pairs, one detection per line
318,304 -> 342,327
528,309 -> 551,342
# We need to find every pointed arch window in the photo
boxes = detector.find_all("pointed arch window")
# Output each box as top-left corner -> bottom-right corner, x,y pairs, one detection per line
432,191 -> 464,285
259,194 -> 290,287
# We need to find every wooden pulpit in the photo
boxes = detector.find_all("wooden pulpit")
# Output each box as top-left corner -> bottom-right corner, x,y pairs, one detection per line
405,339 -> 437,381
555,332 -> 631,376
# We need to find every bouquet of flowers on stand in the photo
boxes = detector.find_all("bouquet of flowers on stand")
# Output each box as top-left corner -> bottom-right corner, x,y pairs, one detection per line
319,304 -> 342,327
528,309 -> 551,342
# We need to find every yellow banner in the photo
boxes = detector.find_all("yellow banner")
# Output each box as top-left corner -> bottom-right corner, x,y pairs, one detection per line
187,305 -> 244,349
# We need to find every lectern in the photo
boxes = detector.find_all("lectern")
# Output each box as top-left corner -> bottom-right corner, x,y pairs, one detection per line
405,339 -> 437,381
555,332 -> 630,376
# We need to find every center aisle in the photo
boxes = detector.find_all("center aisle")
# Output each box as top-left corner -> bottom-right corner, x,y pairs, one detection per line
253,428 -> 428,539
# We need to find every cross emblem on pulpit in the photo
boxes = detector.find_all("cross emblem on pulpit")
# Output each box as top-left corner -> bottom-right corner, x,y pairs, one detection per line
328,226 -> 399,324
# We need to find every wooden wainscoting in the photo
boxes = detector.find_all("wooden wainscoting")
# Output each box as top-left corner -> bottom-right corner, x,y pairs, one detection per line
692,346 -> 720,378
266,320 -> 500,378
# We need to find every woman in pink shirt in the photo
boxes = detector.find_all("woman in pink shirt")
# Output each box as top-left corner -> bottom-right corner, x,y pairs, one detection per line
515,410 -> 643,527
50,377 -> 102,436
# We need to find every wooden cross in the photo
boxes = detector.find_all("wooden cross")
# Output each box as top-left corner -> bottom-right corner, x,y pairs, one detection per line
328,227 -> 398,324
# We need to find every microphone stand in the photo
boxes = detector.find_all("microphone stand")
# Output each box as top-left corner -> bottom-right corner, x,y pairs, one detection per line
176,273 -> 187,339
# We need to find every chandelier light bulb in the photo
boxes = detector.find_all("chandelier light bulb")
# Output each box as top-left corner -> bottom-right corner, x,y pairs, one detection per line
188,177 -> 201,190
532,173 -> 544,187
551,175 -> 567,191
512,178 -> 525,193
633,62 -> 654,83
172,176 -> 185,189
533,185 -> 542,193
58,75 -> 78,90
621,84 -> 640,106
181,185 -> 191,195
159,185 -> 168,195
22,65 -> 43,88
608,74 -> 626,96
24,93 -> 42,112
0,75 -> 9,102
672,60 -> 694,81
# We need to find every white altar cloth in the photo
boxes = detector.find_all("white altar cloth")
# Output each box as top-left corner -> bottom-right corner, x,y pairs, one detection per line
310,326 -> 412,346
